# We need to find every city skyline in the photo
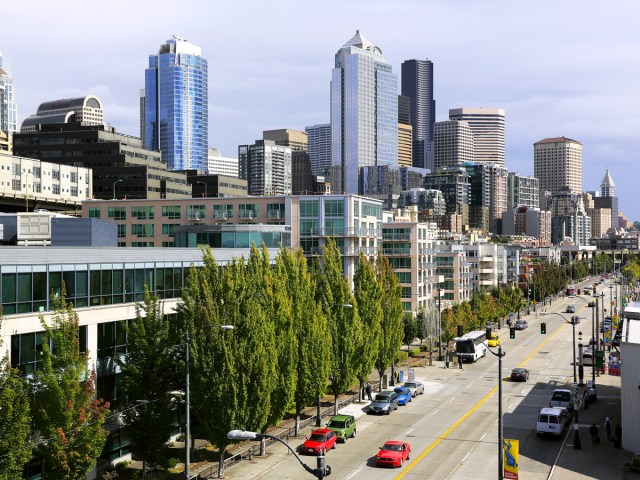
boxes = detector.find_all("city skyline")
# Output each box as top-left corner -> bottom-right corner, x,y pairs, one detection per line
2,0 -> 638,220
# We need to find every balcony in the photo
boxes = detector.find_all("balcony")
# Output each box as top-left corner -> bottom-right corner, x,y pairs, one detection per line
267,210 -> 283,219
239,211 -> 256,220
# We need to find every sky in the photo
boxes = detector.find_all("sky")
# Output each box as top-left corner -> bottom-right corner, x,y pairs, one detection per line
3,0 -> 639,221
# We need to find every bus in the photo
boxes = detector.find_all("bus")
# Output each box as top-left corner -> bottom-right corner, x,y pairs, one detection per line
566,285 -> 576,296
454,330 -> 488,363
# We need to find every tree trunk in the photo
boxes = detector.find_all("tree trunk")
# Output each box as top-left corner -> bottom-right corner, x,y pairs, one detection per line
260,437 -> 266,456
294,410 -> 300,437
334,392 -> 338,415
218,446 -> 226,478
142,459 -> 147,478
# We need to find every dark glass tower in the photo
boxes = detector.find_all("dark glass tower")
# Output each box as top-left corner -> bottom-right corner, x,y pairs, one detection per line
144,36 -> 208,171
401,59 -> 435,170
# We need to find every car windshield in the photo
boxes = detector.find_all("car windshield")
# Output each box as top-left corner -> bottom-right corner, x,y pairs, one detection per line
394,388 -> 406,395
309,433 -> 326,441
513,368 -> 525,374
383,443 -> 402,452
404,382 -> 416,388
374,395 -> 390,403
552,392 -> 571,401
327,420 -> 345,428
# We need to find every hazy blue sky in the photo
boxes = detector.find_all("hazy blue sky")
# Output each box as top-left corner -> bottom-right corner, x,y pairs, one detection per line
3,0 -> 639,220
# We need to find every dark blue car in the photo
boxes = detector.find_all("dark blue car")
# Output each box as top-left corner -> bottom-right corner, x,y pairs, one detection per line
393,387 -> 412,405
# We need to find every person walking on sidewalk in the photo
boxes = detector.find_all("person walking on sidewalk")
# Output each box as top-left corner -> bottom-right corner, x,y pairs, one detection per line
589,423 -> 599,445
365,382 -> 372,401
604,417 -> 612,440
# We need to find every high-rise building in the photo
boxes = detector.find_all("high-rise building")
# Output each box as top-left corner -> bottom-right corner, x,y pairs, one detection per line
238,140 -> 292,196
594,169 -> 618,229
401,59 -> 435,170
533,137 -> 582,203
433,120 -> 474,170
331,30 -> 398,194
0,53 -> 17,134
398,95 -> 413,167
507,172 -> 540,210
502,207 -> 552,246
263,128 -> 308,151
584,192 -> 611,238
207,148 -> 238,177
143,36 -> 208,171
305,123 -> 331,175
548,188 -> 590,245
263,129 -> 312,195
21,96 -> 104,132
448,108 -> 505,166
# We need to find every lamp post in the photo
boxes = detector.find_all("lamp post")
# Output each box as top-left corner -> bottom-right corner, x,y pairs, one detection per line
546,312 -> 579,383
227,430 -> 331,479
574,294 -> 598,390
485,344 -> 505,480
438,288 -> 444,361
185,324 -> 234,480
112,179 -> 123,200
196,181 -> 208,198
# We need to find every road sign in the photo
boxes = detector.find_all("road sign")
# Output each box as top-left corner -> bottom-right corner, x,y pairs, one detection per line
408,368 -> 415,381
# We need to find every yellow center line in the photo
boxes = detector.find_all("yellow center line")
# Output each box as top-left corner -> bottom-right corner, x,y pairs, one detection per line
395,319 -> 567,479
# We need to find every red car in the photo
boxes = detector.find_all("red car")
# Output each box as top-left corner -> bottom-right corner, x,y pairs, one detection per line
302,428 -> 337,455
376,440 -> 411,468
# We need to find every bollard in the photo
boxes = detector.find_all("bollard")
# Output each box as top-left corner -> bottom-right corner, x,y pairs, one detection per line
573,424 -> 582,449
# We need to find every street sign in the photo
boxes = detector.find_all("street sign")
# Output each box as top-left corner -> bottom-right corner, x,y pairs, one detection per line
408,368 -> 415,381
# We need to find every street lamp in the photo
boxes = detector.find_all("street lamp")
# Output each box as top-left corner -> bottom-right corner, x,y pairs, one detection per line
112,179 -> 123,200
196,181 -> 208,198
573,294 -> 598,391
227,430 -> 331,479
546,312 -> 579,384
438,288 -> 444,361
185,324 -> 234,480
485,344 -> 506,480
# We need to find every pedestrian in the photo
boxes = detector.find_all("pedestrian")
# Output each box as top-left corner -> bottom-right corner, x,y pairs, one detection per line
604,417 -> 612,440
589,423 -> 599,445
365,382 -> 372,401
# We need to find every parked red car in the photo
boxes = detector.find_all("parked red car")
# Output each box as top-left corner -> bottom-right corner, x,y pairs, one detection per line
302,428 -> 337,455
375,440 -> 411,467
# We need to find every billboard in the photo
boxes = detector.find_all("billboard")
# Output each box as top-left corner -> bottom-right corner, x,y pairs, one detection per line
503,438 -> 519,479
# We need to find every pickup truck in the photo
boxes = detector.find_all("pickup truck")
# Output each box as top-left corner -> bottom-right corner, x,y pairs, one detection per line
549,388 -> 575,410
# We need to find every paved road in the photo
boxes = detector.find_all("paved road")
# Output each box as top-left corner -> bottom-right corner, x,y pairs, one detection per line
225,278 -> 628,479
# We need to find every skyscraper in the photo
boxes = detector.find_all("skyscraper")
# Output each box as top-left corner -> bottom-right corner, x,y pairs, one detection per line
144,36 -> 208,171
331,30 -> 398,194
238,140 -> 292,196
0,53 -> 17,134
533,136 -> 582,203
305,123 -> 331,175
594,168 -> 618,229
401,59 -> 435,170
433,120 -> 474,170
397,95 -> 413,167
449,108 -> 505,166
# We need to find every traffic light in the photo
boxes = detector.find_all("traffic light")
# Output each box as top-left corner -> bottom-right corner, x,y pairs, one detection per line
510,327 -> 516,339
457,325 -> 463,337
486,327 -> 492,340
541,322 -> 546,334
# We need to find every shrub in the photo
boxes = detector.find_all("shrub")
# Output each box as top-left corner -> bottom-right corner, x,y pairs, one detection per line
409,348 -> 420,357
420,345 -> 428,352
396,351 -> 408,363
167,457 -> 179,468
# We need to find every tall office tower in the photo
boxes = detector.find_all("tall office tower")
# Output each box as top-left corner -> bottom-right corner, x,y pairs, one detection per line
423,165 -> 471,226
139,88 -> 146,142
502,207 -> 552,246
534,137 -> 582,208
401,59 -> 435,170
448,108 -> 505,166
305,123 -> 331,175
584,192 -> 611,238
263,129 -> 312,194
594,168 -> 618,229
21,96 -> 104,132
0,53 -> 17,134
507,172 -> 540,210
144,36 -> 208,171
263,128 -> 308,151
433,120 -> 474,171
398,95 -> 413,167
331,30 -> 398,194
548,188 -> 590,245
238,140 -> 292,196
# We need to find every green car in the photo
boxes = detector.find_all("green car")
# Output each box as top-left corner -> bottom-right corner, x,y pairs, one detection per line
326,415 -> 356,443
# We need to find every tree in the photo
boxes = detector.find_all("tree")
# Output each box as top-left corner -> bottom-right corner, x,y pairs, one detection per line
353,254 -> 382,401
31,293 -> 110,480
116,287 -> 180,477
415,309 -> 428,346
0,314 -> 32,480
316,239 -> 361,412
402,313 -> 419,351
375,253 -> 404,389
281,248 -> 330,437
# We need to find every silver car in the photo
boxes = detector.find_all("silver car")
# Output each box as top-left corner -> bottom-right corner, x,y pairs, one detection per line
368,391 -> 399,415
403,380 -> 425,397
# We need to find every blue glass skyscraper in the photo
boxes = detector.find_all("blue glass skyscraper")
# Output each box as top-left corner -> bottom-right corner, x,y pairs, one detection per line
0,53 -> 18,134
144,36 -> 208,171
331,31 -> 398,194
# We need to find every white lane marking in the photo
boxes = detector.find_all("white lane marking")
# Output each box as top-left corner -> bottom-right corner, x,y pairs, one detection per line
460,450 -> 472,464
346,467 -> 363,479
431,409 -> 440,416
448,397 -> 455,403
521,388 -> 527,395
405,428 -> 414,436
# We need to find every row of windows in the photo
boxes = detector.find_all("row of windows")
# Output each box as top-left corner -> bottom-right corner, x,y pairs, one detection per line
91,203 -> 279,221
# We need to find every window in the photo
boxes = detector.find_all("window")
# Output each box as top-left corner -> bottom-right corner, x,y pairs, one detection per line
299,200 -> 319,217
52,170 -> 60,180
117,224 -> 126,238
131,206 -> 155,220
162,224 -> 179,235
52,184 -> 60,195
33,167 -> 41,178
238,204 -> 258,219
131,224 -> 154,237
70,172 -> 78,183
11,179 -> 21,191
108,207 -> 126,220
186,205 -> 206,220
162,205 -> 181,219
213,204 -> 233,219
324,199 -> 344,217
89,207 -> 101,218
70,186 -> 78,196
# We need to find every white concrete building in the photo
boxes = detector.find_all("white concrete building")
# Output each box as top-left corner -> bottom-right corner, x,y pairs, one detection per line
448,107 -> 505,167
207,148 -> 239,177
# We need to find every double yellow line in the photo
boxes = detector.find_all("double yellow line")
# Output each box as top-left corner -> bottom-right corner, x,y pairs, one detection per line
395,320 -> 567,479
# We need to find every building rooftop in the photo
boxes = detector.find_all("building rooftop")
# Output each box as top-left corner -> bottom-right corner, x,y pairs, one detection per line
534,136 -> 581,145
342,30 -> 381,54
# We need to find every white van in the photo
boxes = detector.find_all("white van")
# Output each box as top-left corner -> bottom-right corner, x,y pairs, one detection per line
536,407 -> 570,437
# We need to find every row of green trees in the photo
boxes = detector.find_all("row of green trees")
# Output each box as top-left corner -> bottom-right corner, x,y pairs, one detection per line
0,298 -> 110,480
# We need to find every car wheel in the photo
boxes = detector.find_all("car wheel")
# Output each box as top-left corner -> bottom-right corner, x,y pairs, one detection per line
332,442 -> 336,450
352,429 -> 356,438
399,458 -> 403,467
386,409 -> 391,415
408,451 -> 411,460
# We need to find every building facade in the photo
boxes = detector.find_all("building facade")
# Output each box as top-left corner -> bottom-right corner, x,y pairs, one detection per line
448,108 -> 505,166
207,148 -> 239,177
507,172 -> 540,210
397,95 -> 413,167
0,53 -> 17,134
401,59 -> 435,170
143,36 -> 208,171
534,137 -> 582,201
305,123 -> 331,175
433,120 -> 474,171
21,95 -> 103,132
238,140 -> 292,196
502,206 -> 552,246
594,169 -> 618,229
331,30 -> 398,194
